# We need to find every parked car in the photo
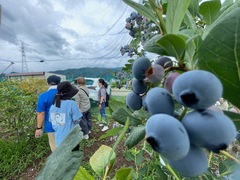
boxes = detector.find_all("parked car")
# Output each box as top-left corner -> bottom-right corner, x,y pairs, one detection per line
74,77 -> 111,102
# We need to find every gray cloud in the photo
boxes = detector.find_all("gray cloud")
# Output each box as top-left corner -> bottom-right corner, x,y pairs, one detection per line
0,0 -> 136,73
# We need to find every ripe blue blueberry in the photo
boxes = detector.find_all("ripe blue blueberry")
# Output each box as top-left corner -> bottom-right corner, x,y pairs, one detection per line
182,109 -> 237,153
146,114 -> 190,160
172,70 -> 223,109
132,78 -> 147,94
155,56 -> 173,68
132,57 -> 151,80
126,91 -> 142,111
168,145 -> 208,177
145,87 -> 174,115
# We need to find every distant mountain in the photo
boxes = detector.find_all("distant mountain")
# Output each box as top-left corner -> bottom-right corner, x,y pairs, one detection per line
49,67 -> 122,82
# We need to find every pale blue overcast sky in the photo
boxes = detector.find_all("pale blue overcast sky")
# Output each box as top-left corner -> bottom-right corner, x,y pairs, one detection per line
0,0 -> 138,73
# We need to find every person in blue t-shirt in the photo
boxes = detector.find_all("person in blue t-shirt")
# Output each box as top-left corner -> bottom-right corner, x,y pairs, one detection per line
35,75 -> 61,152
49,81 -> 83,148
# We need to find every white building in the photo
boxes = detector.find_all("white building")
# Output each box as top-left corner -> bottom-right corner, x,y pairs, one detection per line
5,72 -> 66,81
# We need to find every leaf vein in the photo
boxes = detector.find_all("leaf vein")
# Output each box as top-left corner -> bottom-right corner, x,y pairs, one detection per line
234,18 -> 240,82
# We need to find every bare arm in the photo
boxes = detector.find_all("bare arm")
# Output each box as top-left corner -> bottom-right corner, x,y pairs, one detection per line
35,112 -> 45,137
99,95 -> 105,109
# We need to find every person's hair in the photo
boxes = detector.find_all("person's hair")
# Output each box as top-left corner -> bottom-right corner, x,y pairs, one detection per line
98,78 -> 108,88
77,76 -> 86,85
47,75 -> 61,85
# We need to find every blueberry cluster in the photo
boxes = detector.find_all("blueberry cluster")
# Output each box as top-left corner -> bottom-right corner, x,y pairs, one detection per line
120,12 -> 160,57
125,12 -> 143,38
125,12 -> 159,43
126,56 -> 173,111
120,45 -> 136,57
126,56 -> 237,177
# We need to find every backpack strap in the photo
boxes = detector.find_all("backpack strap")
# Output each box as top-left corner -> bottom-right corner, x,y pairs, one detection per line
79,88 -> 89,97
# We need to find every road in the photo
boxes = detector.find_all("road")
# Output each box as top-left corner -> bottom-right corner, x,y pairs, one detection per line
111,88 -> 131,96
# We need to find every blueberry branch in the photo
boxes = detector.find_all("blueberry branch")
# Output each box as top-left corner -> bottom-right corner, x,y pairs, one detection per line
148,0 -> 167,35
220,150 -> 240,164
160,157 -> 181,180
178,106 -> 188,121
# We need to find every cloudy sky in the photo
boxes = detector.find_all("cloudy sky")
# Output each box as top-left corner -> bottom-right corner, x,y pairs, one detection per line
0,0 -> 137,73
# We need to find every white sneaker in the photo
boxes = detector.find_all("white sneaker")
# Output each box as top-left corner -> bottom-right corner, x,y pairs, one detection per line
83,134 -> 89,139
101,126 -> 109,132
99,123 -> 104,127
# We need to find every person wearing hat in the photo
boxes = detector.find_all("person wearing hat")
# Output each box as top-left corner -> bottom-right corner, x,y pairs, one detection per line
49,81 -> 83,148
35,75 -> 61,152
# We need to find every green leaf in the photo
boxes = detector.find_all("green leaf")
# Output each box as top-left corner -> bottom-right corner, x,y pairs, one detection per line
124,150 -> 135,162
222,0 -> 234,7
155,165 -> 168,180
188,0 -> 199,17
223,111 -> 240,130
112,108 -> 142,126
73,166 -> 95,180
143,34 -> 166,55
133,109 -> 150,121
199,0 -> 221,25
166,0 -> 191,34
113,167 -> 134,180
122,64 -> 132,72
201,173 -> 217,180
185,39 -> 197,69
181,33 -> 202,68
125,126 -> 145,149
197,8 -> 240,109
123,0 -> 159,26
184,10 -> 202,34
202,0 -> 240,39
138,165 -> 148,178
219,158 -> 236,174
99,127 -> 123,140
109,98 -> 128,113
128,59 -> 134,63
90,145 -> 116,177
156,34 -> 186,61
135,150 -> 144,166
36,126 -> 83,180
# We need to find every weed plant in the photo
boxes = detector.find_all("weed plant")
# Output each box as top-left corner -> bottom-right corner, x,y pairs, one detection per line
0,135 -> 50,179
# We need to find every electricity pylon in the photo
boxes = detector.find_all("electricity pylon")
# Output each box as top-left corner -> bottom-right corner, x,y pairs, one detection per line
21,42 -> 28,73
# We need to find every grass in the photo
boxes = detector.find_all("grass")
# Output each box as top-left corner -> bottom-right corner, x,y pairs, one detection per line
0,135 -> 50,180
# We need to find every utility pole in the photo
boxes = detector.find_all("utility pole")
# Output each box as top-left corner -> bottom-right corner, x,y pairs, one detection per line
21,42 -> 28,73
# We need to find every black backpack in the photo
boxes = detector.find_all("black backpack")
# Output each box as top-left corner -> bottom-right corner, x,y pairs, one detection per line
105,92 -> 110,107
103,82 -> 110,107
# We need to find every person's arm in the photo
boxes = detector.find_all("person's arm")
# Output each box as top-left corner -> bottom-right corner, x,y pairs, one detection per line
35,112 -> 45,137
75,92 -> 81,108
72,102 -> 83,124
99,95 -> 105,109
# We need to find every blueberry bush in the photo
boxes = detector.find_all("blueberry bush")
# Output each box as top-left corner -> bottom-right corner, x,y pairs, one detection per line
0,78 -> 50,179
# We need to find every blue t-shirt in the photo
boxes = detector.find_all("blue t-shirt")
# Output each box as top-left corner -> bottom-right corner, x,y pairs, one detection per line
36,88 -> 58,132
49,100 -> 83,147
